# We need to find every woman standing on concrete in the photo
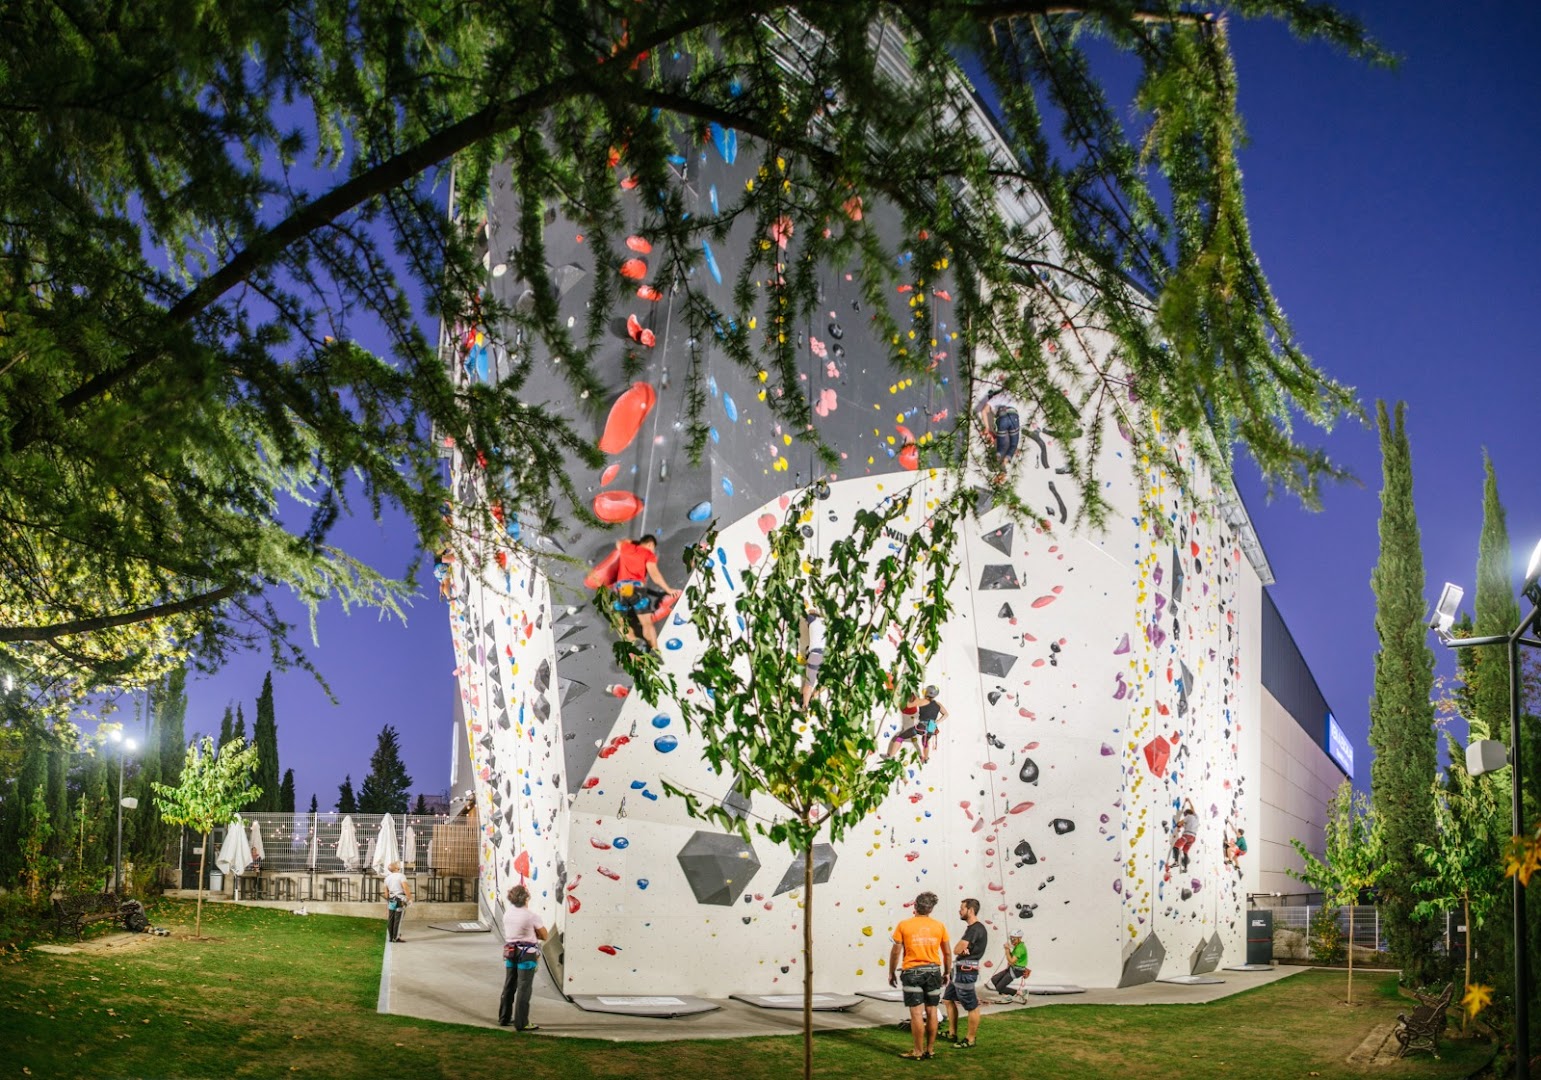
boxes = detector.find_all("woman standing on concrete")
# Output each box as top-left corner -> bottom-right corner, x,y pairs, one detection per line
498,885 -> 547,1031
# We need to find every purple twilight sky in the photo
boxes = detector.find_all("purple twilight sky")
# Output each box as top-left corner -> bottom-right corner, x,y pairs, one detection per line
149,0 -> 1539,810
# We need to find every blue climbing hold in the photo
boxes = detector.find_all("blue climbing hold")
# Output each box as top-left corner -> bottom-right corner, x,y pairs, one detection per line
630,780 -> 648,789
710,184 -> 719,215
710,426 -> 720,443
654,735 -> 679,753
702,240 -> 723,284
722,393 -> 737,422
652,714 -> 671,729
613,837 -> 630,849
688,501 -> 713,522
720,477 -> 734,496
665,638 -> 683,650
637,878 -> 650,889
642,790 -> 659,801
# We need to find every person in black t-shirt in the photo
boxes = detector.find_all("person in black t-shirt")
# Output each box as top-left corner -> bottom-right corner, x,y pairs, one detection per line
941,897 -> 988,1048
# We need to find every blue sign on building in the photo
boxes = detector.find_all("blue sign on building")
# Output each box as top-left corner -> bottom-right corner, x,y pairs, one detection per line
1327,712 -> 1353,777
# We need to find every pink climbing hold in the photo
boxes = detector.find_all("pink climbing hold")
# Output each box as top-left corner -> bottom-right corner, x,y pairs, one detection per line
1031,593 -> 1058,608
757,513 -> 777,535
590,838 -> 612,850
593,489 -> 644,524
814,387 -> 839,418
744,542 -> 763,564
598,382 -> 657,454
1007,801 -> 1034,814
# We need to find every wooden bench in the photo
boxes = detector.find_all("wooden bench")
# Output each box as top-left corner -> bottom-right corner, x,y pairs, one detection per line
52,892 -> 122,941
1395,983 -> 1453,1058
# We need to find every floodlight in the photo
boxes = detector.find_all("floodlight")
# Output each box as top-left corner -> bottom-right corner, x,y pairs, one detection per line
109,728 -> 123,743
1525,539 -> 1541,607
1467,739 -> 1510,777
120,797 -> 138,810
1430,582 -> 1464,642
125,737 -> 138,753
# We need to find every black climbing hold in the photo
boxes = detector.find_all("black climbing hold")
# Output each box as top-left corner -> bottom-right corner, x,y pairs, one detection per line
998,603 -> 1014,619
1019,758 -> 1039,784
987,689 -> 1005,706
1013,840 -> 1037,865
828,322 -> 844,339
1051,818 -> 1075,835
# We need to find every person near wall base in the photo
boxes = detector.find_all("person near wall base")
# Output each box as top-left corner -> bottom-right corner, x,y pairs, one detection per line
498,885 -> 548,1032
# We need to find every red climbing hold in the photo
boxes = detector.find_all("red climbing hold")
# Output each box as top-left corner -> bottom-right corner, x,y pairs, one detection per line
598,944 -> 619,955
1144,735 -> 1171,778
637,284 -> 662,302
600,463 -> 620,486
626,313 -> 655,348
585,549 -> 620,590
513,851 -> 531,879
650,590 -> 679,624
898,443 -> 919,471
593,489 -> 644,523
619,257 -> 647,279
598,382 -> 656,454
581,776 -> 600,789
567,895 -> 582,914
626,235 -> 653,253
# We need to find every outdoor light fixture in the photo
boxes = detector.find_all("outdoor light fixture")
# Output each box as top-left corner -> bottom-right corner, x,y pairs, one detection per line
110,732 -> 138,894
1431,539 -> 1541,1080
1429,582 -> 1464,643
1466,740 -> 1509,777
1525,538 -> 1541,608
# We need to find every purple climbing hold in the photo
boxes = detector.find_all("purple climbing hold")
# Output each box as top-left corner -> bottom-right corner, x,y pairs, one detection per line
1100,743 -> 1115,756
1113,633 -> 1130,655
1112,673 -> 1127,700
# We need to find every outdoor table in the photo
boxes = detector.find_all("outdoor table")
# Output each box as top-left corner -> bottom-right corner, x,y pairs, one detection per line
324,878 -> 353,902
237,873 -> 262,901
361,875 -> 383,903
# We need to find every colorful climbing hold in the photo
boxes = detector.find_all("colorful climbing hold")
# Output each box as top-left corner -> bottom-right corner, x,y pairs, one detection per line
593,490 -> 644,523
598,382 -> 657,454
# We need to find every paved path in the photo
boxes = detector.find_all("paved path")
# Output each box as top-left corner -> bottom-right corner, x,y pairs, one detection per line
378,925 -> 1305,1042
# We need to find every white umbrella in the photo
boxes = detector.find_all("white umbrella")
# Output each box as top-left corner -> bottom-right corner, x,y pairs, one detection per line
248,820 -> 266,864
373,815 -> 401,874
403,823 -> 418,869
215,817 -> 253,876
337,815 -> 360,871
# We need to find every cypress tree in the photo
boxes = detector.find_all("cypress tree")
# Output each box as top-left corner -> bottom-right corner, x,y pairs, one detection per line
252,674 -> 280,813
413,793 -> 428,816
279,769 -> 296,814
231,704 -> 246,747
1367,400 -> 1439,984
216,705 -> 233,752
357,726 -> 413,814
1471,453 -> 1520,745
336,775 -> 358,815
308,793 -> 319,815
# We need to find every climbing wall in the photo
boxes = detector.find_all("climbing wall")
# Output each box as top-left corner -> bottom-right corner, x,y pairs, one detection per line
441,64 -> 1262,994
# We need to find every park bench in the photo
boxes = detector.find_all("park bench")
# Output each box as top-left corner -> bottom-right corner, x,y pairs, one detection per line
51,892 -> 123,941
1394,982 -> 1453,1058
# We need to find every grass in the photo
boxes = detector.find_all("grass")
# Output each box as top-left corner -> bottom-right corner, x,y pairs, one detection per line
4,899 -> 1494,1080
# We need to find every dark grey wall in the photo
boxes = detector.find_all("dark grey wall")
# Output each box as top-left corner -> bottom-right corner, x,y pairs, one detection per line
1259,588 -> 1346,776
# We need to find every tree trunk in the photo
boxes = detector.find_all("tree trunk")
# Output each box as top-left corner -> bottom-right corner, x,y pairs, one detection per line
195,830 -> 208,939
1347,904 -> 1355,1004
802,838 -> 814,1080
1462,892 -> 1471,1033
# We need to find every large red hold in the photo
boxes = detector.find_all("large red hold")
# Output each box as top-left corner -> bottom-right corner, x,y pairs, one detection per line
593,490 -> 644,523
1143,735 -> 1171,778
598,382 -> 657,454
585,549 -> 620,590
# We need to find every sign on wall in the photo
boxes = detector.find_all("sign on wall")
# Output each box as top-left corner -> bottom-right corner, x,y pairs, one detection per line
1327,712 -> 1354,777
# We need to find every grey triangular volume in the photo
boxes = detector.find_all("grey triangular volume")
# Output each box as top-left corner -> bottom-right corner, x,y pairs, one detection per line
977,648 -> 1019,678
553,621 -> 585,644
721,777 -> 752,821
1171,545 -> 1186,604
559,679 -> 590,705
998,603 -> 1015,619
979,564 -> 1021,590
533,660 -> 552,693
772,844 -> 838,896
973,487 -> 995,517
982,523 -> 1015,557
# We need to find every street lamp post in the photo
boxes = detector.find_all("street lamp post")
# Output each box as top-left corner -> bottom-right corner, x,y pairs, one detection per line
108,730 -> 138,895
1431,539 -> 1541,1080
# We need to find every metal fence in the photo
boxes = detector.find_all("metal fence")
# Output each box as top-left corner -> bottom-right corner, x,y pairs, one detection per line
1271,904 -> 1388,953
179,812 -> 478,902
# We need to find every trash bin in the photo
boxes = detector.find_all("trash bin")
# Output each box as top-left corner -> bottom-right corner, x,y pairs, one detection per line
1246,909 -> 1274,966
208,871 -> 224,892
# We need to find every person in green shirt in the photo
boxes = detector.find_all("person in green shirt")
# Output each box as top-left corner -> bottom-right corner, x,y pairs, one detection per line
990,932 -> 1029,995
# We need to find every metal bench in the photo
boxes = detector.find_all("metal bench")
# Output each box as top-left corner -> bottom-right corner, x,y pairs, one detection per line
1395,983 -> 1453,1058
52,892 -> 123,941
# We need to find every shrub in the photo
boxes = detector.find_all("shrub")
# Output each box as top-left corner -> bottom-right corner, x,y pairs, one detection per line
1309,906 -> 1346,964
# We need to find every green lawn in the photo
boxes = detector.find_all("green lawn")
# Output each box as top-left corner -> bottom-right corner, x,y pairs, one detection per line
4,900 -> 1492,1079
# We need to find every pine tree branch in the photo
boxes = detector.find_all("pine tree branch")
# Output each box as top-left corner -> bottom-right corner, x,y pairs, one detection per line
34,1 -> 796,436
0,585 -> 240,643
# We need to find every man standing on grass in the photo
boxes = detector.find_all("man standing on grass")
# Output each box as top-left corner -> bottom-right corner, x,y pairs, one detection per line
889,891 -> 950,1060
942,897 -> 988,1048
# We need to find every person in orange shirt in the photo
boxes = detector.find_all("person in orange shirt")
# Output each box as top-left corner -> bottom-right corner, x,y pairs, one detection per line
888,891 -> 951,1060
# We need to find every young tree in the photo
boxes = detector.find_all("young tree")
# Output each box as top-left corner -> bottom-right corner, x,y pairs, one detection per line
230,705 -> 246,748
308,793 -> 319,815
413,794 -> 428,816
252,673 -> 280,813
358,726 -> 413,815
19,783 -> 55,903
278,769 -> 296,814
1291,783 -> 1386,1005
617,484 -> 961,1080
1472,454 -> 1521,748
336,776 -> 358,815
1367,401 -> 1439,983
151,735 -> 261,938
0,2 -> 1383,701
1415,739 -> 1506,1030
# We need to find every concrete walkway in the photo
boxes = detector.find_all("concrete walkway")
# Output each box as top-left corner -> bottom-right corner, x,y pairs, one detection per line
378,925 -> 1305,1043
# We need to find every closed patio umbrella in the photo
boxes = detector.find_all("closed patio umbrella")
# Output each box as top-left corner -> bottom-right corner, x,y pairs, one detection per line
248,820 -> 266,865
215,817 -> 253,896
372,815 -> 401,875
402,823 -> 418,869
337,815 -> 361,871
